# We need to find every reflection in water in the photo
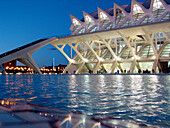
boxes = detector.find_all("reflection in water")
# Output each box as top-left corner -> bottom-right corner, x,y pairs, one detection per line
0,75 -> 169,127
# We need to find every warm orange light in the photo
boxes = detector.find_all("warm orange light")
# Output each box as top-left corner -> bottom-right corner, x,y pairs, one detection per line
6,100 -> 9,105
1,100 -> 4,105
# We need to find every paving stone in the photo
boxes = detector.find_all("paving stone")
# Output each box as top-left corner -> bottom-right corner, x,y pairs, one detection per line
0,113 -> 23,123
14,112 -> 51,122
0,109 -> 7,113
0,122 -> 51,128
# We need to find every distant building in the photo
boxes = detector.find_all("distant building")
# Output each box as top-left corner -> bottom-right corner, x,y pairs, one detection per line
4,60 -> 16,68
40,64 -> 67,74
3,59 -> 66,74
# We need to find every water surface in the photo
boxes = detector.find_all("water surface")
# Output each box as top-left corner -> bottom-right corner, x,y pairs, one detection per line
0,75 -> 169,127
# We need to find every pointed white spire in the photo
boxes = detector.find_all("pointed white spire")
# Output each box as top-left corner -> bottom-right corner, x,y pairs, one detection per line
70,14 -> 83,26
114,3 -> 128,17
83,11 -> 96,23
98,7 -> 111,21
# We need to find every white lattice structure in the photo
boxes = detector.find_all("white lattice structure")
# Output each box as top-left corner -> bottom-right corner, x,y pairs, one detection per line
60,0 -> 170,74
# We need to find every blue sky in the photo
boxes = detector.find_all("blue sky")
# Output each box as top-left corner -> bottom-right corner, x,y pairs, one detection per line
0,0 -> 145,67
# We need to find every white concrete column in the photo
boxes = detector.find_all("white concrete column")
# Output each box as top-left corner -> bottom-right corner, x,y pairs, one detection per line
108,61 -> 117,73
101,39 -> 117,58
93,61 -> 100,74
23,53 -> 42,74
142,28 -> 160,73
142,28 -> 158,56
130,60 -> 136,73
75,62 -> 85,74
68,44 -> 85,61
83,41 -> 101,61
163,32 -> 170,40
63,63 -> 72,74
100,64 -> 107,73
118,32 -> 136,57
157,61 -> 162,73
152,59 -> 159,73
17,58 -> 35,70
52,44 -> 73,63
155,33 -> 158,51
85,63 -> 92,72
117,63 -> 123,73
0,64 -> 6,74
115,38 -> 118,55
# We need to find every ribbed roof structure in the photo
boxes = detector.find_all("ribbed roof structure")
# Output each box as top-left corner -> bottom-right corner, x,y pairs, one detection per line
70,0 -> 170,35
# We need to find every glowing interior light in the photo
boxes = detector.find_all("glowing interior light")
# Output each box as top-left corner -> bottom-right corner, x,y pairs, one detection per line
115,56 -> 121,61
70,59 -> 75,63
153,0 -> 163,9
83,58 -> 89,62
60,115 -> 72,126
68,115 -> 72,121
83,117 -> 86,123
133,4 -> 143,14
152,56 -> 156,59
92,122 -> 101,128
135,55 -> 140,59
72,18 -> 80,26
85,15 -> 92,22
98,57 -> 104,61
100,12 -> 108,20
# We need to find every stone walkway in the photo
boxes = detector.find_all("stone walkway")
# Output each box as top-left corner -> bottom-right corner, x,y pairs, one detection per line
0,99 -> 149,128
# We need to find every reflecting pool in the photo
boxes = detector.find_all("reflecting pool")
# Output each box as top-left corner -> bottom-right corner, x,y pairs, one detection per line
0,75 -> 169,127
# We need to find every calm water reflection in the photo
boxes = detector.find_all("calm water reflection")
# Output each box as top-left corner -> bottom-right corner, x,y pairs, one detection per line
0,74 -> 169,127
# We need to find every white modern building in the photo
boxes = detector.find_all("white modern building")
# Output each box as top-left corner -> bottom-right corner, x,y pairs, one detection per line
62,0 -> 170,74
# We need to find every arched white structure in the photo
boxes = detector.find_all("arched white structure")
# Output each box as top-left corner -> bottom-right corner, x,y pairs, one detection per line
0,37 -> 58,74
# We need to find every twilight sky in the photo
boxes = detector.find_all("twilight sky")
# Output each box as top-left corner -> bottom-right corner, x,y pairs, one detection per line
0,0 -> 145,67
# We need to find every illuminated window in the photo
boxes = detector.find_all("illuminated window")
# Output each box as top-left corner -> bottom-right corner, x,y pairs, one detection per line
85,15 -> 92,22
120,48 -> 133,59
133,4 -> 145,22
160,12 -> 170,21
72,18 -> 81,26
153,0 -> 164,10
99,12 -> 109,28
152,0 -> 165,19
115,9 -> 126,26
140,16 -> 152,24
90,26 -> 99,32
72,18 -> 82,33
121,20 -> 132,27
100,12 -> 108,20
133,4 -> 144,15
85,15 -> 95,30
104,23 -> 114,30
160,43 -> 170,57
140,45 -> 154,58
